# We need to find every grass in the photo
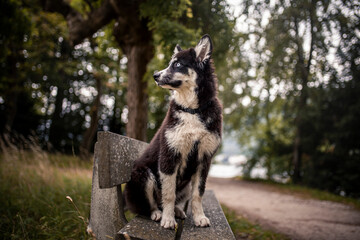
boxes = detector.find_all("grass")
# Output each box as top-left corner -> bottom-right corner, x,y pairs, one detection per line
240,177 -> 360,210
0,146 -> 93,239
222,205 -> 289,240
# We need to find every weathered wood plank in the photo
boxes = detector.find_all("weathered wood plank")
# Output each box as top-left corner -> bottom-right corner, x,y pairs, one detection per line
87,142 -> 125,240
97,131 -> 148,188
180,190 -> 236,240
88,132 -> 148,239
117,216 -> 179,240
117,190 -> 235,240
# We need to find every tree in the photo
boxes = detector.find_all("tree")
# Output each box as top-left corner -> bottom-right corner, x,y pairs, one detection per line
0,0 -> 35,135
300,0 -> 360,196
5,3 -> 127,153
79,72 -> 102,159
226,0 -> 360,195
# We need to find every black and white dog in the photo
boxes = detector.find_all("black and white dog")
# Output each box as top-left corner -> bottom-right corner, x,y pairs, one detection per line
124,35 -> 222,229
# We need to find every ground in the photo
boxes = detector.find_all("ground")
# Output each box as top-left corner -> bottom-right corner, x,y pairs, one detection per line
207,177 -> 360,240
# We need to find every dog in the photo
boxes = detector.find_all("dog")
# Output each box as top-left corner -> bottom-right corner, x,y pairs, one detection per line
124,34 -> 222,229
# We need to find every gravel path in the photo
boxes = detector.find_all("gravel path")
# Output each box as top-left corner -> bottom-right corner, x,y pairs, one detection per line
207,177 -> 360,240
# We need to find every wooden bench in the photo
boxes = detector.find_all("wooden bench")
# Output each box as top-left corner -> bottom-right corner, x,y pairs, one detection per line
88,131 -> 235,240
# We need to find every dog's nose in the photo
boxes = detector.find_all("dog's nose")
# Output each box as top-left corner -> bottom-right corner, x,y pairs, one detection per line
153,72 -> 160,82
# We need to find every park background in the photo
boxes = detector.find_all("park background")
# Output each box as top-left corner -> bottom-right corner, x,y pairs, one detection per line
0,0 -> 359,239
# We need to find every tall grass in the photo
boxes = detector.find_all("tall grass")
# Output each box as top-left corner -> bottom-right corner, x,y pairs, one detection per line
0,137 -> 93,239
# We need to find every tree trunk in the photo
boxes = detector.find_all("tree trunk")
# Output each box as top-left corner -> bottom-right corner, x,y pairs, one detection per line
292,129 -> 302,183
124,45 -> 153,141
79,74 -> 102,160
4,88 -> 19,133
48,78 -> 66,150
264,93 -> 273,179
113,9 -> 154,141
292,3 -> 315,183
3,44 -> 20,134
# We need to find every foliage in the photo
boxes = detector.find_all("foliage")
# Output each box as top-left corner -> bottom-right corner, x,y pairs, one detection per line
301,74 -> 360,197
0,0 -> 40,136
225,0 -> 360,196
0,1 -> 128,152
0,0 -> 237,151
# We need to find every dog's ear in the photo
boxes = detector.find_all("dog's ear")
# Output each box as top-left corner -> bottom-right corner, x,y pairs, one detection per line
174,44 -> 182,54
194,34 -> 213,64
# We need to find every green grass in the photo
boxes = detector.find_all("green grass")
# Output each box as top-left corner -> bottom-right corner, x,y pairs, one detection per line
222,205 -> 289,240
0,150 -> 93,239
240,177 -> 360,210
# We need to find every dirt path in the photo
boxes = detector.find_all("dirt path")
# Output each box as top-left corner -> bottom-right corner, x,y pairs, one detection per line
207,177 -> 360,240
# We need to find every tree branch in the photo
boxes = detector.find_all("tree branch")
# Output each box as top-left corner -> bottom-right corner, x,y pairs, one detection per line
84,0 -> 94,12
294,15 -> 307,80
306,0 -> 316,72
42,0 -> 116,46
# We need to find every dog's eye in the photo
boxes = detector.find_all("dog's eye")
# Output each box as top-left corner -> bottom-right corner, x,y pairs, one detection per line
175,62 -> 181,68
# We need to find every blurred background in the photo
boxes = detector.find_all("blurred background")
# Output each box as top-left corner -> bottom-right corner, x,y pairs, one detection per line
0,0 -> 359,197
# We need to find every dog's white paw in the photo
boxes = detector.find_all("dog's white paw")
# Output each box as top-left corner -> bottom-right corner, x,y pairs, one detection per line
194,215 -> 211,227
160,215 -> 177,229
151,210 -> 162,221
175,206 -> 187,219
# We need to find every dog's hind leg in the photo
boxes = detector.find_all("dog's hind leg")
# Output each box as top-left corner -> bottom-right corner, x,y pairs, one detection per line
124,166 -> 152,216
145,170 -> 162,221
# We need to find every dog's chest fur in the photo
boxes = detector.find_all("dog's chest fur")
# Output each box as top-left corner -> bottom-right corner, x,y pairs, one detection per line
165,109 -> 220,175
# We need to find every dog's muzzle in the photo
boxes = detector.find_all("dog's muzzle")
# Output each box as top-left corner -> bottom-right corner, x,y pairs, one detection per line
153,72 -> 161,83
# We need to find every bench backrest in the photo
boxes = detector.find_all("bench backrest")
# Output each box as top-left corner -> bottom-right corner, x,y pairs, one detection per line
88,131 -> 148,239
97,131 -> 148,188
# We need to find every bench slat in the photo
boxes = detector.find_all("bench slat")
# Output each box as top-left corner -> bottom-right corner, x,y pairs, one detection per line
180,190 -> 236,240
117,190 -> 235,240
88,142 -> 126,239
97,132 -> 148,188
117,216 -> 179,240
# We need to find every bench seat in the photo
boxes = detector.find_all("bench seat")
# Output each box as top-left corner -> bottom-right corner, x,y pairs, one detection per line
118,190 -> 235,240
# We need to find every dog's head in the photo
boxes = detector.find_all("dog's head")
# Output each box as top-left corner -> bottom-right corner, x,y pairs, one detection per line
153,35 -> 213,91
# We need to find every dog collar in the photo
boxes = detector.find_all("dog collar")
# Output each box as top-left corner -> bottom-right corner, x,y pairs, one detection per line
177,100 -> 213,114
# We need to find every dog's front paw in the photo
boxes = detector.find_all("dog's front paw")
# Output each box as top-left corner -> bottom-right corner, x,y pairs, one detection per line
151,210 -> 162,221
160,215 -> 177,229
194,215 -> 210,227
